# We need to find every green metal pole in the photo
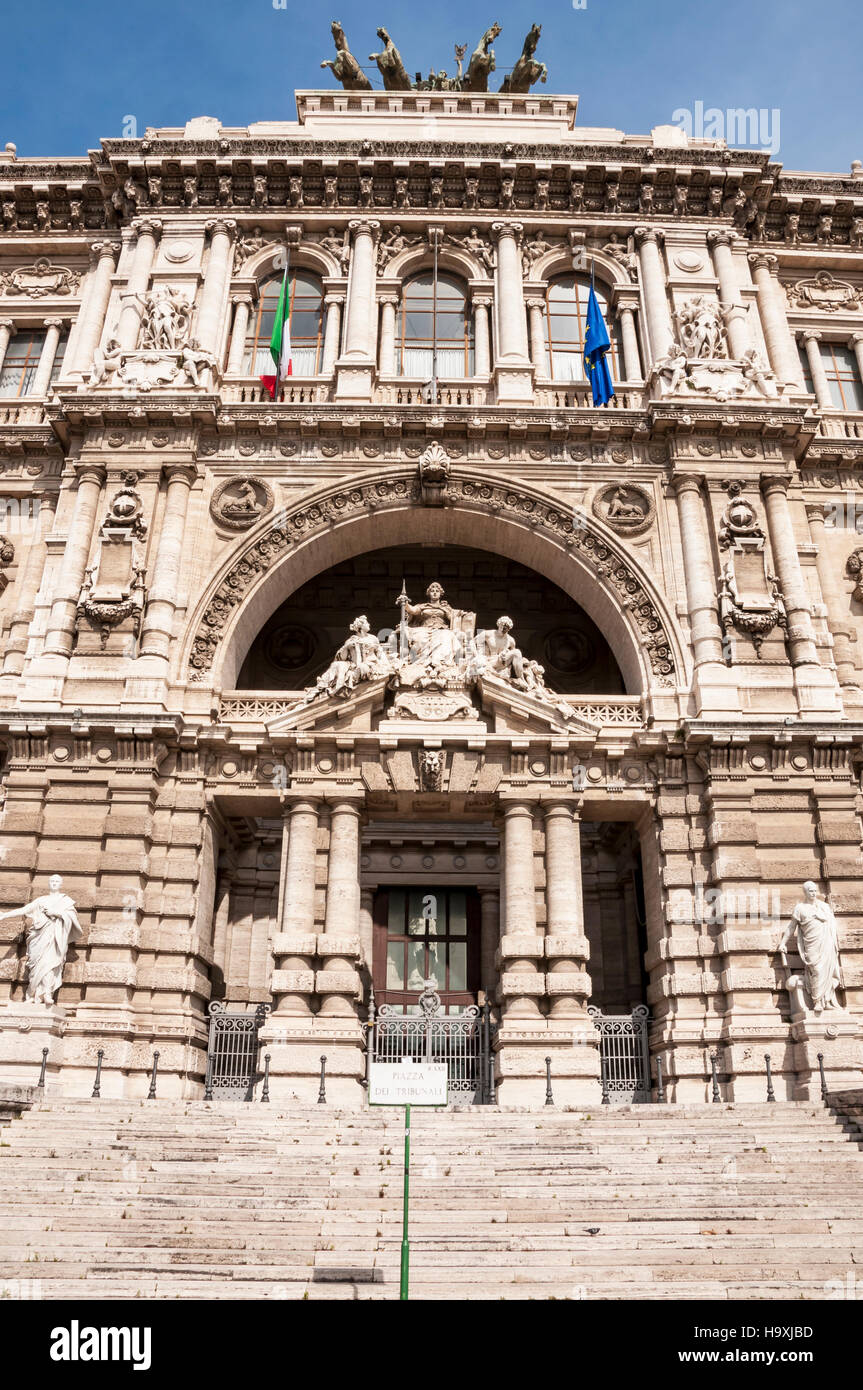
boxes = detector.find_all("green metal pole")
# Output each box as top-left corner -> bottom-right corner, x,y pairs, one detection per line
400,1102 -> 411,1300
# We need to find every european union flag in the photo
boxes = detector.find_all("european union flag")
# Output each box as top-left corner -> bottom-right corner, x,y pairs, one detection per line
583,277 -> 616,407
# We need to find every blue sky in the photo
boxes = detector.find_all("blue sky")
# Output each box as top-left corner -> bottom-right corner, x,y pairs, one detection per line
1,0 -> 860,172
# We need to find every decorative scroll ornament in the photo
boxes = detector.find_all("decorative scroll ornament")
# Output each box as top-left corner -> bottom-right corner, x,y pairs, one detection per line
784,271 -> 863,313
718,559 -> 786,656
102,472 -> 147,540
418,441 -> 450,505
846,547 -> 863,601
1,258 -> 81,298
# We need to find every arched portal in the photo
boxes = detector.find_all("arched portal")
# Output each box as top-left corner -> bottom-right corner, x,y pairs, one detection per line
236,544 -> 626,694
183,467 -> 687,697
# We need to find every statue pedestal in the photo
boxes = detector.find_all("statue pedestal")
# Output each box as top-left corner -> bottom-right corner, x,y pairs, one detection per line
0,1001 -> 67,1090
789,1009 -> 863,1099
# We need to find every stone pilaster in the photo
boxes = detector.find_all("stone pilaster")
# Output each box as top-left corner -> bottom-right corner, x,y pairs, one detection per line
801,329 -> 832,409
68,242 -> 119,378
321,291 -> 344,374
317,799 -> 363,1018
472,290 -> 492,377
748,253 -> 805,390
38,465 -> 105,668
196,219 -> 237,359
805,502 -> 862,704
707,230 -> 751,360
225,292 -> 254,375
115,219 -> 162,351
1,491 -> 57,678
335,219 -> 379,401
30,318 -> 66,398
0,319 -> 15,375
491,221 -> 533,402
377,293 -> 399,375
670,473 -> 739,715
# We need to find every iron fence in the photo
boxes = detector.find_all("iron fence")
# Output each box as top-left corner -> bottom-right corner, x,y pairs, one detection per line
204,1002 -> 270,1101
589,1005 -> 651,1104
368,982 -> 496,1104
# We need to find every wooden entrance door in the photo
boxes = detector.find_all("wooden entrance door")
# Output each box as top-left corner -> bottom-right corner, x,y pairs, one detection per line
373,887 -> 481,1014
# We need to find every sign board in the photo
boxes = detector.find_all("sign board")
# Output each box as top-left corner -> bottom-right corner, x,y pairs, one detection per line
368,1061 -> 448,1107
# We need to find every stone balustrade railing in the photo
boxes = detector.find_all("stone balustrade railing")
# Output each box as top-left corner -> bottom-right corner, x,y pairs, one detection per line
216,691 -> 646,728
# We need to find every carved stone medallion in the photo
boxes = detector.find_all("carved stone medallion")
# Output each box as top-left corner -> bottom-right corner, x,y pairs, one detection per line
210,476 -> 274,531
592,483 -> 654,536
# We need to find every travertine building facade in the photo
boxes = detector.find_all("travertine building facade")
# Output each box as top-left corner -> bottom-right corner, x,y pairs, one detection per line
0,81 -> 862,1105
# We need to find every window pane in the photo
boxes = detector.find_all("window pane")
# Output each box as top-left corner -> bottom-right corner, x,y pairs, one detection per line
448,941 -> 467,992
408,889 -> 427,936
448,891 -> 467,936
387,890 -> 406,935
407,941 -> 426,991
425,940 -> 443,989
387,942 -> 405,990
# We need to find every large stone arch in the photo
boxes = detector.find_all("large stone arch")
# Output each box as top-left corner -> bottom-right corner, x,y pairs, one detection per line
181,466 -> 689,695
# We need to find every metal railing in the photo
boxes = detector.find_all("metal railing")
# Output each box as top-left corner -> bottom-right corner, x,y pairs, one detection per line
367,981 -> 496,1105
203,1002 -> 270,1102
590,1005 -> 651,1105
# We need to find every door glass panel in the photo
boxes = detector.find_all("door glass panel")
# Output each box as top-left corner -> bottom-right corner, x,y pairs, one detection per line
407,940 -> 426,990
387,890 -> 406,934
449,941 -> 467,991
386,942 -> 405,990
423,891 -> 441,934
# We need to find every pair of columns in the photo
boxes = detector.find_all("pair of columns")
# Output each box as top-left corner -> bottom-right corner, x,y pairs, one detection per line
0,317 -> 67,398
272,798 -> 363,1020
500,800 -> 589,1021
672,471 -> 830,689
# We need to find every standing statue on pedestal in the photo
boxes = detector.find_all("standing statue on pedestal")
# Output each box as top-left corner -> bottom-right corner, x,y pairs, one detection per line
0,874 -> 82,1005
779,880 -> 843,1012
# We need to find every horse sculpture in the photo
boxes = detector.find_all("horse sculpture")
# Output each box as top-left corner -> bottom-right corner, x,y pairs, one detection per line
369,27 -> 411,90
320,20 -> 372,91
463,23 -> 502,92
499,23 -> 547,93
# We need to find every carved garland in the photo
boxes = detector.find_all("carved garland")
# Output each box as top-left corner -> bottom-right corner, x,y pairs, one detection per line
187,475 -> 677,687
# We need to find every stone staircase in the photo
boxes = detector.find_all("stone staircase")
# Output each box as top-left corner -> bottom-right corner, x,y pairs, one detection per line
0,1098 -> 861,1300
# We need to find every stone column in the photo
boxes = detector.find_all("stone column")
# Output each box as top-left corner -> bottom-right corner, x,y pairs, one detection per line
225,293 -> 253,375
318,800 -> 363,1018
748,253 -> 805,390
806,502 -> 860,691
498,801 -> 543,1019
115,219 -> 162,351
0,320 -> 15,375
196,219 -> 237,359
1,492 -> 57,675
342,219 -> 380,359
359,887 -> 375,977
707,230 -> 750,360
671,473 -> 725,668
271,800 -> 319,1017
801,330 -> 833,409
614,294 -> 642,381
849,332 -> 863,388
761,475 -> 819,667
473,293 -> 492,376
526,297 -> 547,373
41,465 -> 105,659
479,888 -> 500,999
378,294 -> 398,375
69,242 -> 119,377
30,318 -> 65,398
634,226 -> 674,362
491,222 -> 529,361
543,802 -> 591,1020
138,465 -> 197,662
321,292 -> 344,373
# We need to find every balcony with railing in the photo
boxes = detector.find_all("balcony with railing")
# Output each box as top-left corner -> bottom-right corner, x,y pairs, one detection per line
216,691 -> 646,731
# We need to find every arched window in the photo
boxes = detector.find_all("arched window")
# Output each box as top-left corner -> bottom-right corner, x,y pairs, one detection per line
397,272 -> 474,378
0,327 -> 68,397
543,274 -> 622,384
244,270 -> 325,376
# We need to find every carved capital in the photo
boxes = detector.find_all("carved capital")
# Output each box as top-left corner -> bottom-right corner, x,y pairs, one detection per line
491,220 -> 524,243
670,471 -> 706,496
230,291 -> 254,308
760,472 -> 792,497
132,217 -> 162,241
801,329 -> 822,344
42,317 -> 65,330
89,241 -> 119,266
0,319 -> 15,335
634,225 -> 664,247
323,291 -> 346,308
805,502 -> 830,525
75,463 -> 107,488
707,229 -> 736,248
348,218 -> 381,241
848,332 -> 863,348
205,218 -> 238,241
525,297 -> 545,313
378,292 -> 400,308
747,251 -> 778,273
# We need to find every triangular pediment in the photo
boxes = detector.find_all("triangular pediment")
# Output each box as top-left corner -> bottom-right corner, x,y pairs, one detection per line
477,672 -> 600,740
266,675 -> 390,734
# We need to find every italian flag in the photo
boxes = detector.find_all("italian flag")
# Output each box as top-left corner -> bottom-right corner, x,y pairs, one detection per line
260,264 -> 291,399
